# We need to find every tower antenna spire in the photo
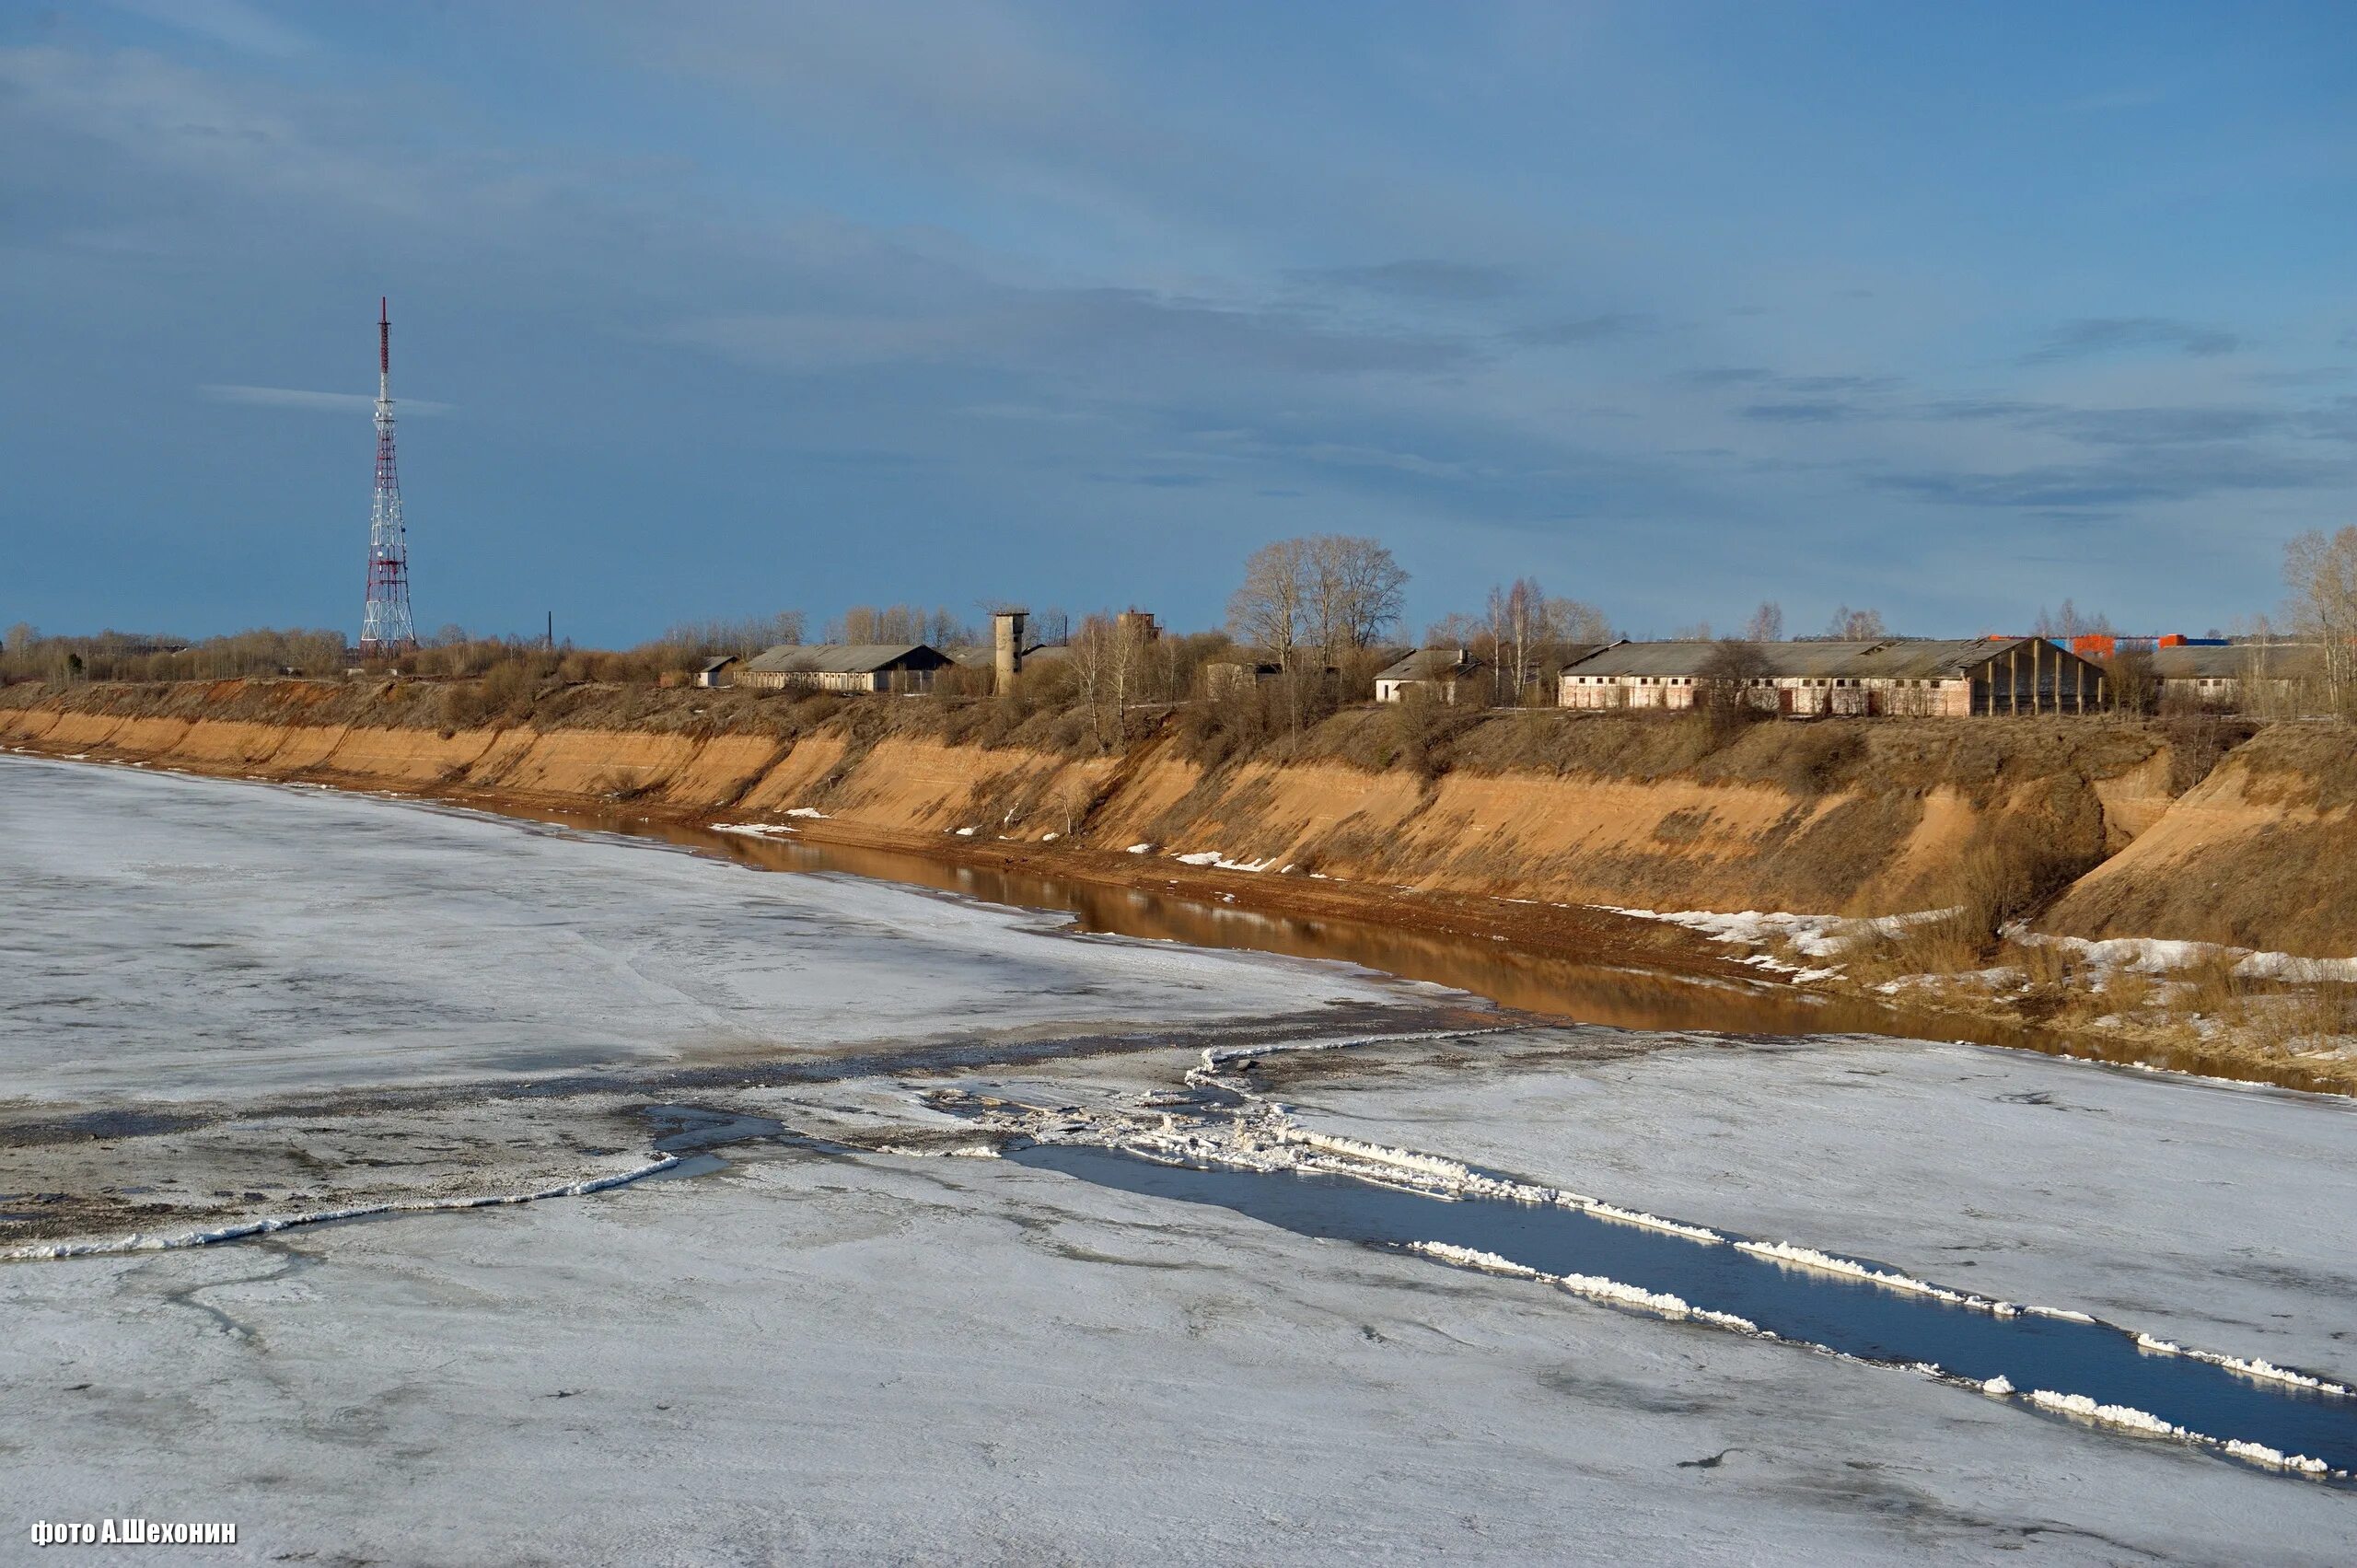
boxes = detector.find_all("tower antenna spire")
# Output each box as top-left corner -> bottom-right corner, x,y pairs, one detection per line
358,296 -> 417,657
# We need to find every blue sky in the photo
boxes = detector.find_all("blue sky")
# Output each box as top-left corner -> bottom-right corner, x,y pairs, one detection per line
3,1 -> 2351,645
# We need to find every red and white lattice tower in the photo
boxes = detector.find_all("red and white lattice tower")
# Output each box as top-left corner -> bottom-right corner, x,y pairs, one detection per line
358,296 -> 417,656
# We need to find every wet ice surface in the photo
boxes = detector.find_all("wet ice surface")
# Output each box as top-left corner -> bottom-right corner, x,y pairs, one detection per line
5,756 -> 2356,1562
0,755 -> 1401,1103
9,1144 -> 2357,1566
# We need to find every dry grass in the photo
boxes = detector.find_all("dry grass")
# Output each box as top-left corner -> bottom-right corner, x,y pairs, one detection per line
2097,966 -> 2157,1016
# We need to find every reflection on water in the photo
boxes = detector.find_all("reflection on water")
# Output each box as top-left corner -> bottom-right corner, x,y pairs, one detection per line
457,799 -> 2342,1091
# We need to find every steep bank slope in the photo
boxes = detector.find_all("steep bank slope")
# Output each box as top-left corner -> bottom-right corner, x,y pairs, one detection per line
2044,726 -> 2357,956
3,679 -> 2347,955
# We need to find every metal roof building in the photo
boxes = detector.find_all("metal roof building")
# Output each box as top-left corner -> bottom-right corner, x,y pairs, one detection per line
1560,637 -> 2111,716
740,643 -> 956,693
2150,644 -> 2326,680
2152,643 -> 2334,716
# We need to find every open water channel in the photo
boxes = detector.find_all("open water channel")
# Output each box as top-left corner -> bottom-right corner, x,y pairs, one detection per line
1010,1144 -> 2357,1477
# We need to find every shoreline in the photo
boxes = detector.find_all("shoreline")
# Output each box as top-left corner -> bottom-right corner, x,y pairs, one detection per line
9,731 -> 2350,1097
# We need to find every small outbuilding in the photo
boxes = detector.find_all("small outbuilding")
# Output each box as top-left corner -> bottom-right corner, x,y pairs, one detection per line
1375,647 -> 1483,703
1201,660 -> 1282,697
694,656 -> 738,689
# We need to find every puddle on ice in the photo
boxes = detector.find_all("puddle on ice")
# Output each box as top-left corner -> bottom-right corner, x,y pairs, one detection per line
1009,1144 -> 2357,1478
635,1105 -> 798,1182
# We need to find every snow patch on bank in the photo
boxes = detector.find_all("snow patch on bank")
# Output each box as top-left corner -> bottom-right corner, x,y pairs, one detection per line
1597,905 -> 1957,980
1172,850 -> 1280,873
713,822 -> 795,840
2008,926 -> 2357,983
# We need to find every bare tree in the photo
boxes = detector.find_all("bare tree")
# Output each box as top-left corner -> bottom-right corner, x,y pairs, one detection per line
1326,535 -> 1408,655
1067,614 -> 1117,749
2109,645 -> 2160,715
1820,605 -> 1888,641
1698,637 -> 1771,737
827,604 -> 932,643
1487,578 -> 1546,703
2031,599 -> 2113,641
1107,611 -> 1152,723
1241,535 -> 1407,671
1424,611 -> 1485,650
2284,526 -> 2357,717
1548,598 -> 1612,646
1744,601 -> 1784,644
926,607 -> 971,647
1669,621 -> 1713,642
1229,539 -> 1310,668
656,611 -> 805,662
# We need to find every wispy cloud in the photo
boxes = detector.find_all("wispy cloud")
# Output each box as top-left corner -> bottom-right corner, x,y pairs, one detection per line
671,286 -> 1479,379
1294,260 -> 1520,301
1871,447 -> 2345,509
1672,366 -> 1772,388
1741,401 -> 1852,423
99,0 -> 313,58
201,384 -> 451,414
2024,316 -> 2241,363
1509,312 -> 1655,346
2040,405 -> 2285,447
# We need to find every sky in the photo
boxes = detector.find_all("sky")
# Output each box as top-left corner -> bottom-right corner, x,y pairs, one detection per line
2,1 -> 2351,646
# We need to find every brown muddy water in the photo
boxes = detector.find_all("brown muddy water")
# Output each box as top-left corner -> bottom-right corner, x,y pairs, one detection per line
453,797 -> 2340,1097
441,795 -> 2224,1066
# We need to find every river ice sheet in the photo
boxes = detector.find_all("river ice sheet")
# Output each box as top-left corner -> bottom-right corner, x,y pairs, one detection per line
0,755 -> 1401,1104
4,755 -> 2353,1562
6,1141 -> 2354,1566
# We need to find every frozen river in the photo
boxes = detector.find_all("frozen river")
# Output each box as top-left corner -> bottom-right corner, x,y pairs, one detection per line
4,753 -> 2354,1563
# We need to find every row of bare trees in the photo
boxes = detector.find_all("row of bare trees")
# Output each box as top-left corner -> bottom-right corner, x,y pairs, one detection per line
819,604 -> 991,648
1419,578 -> 1615,704
1225,535 -> 1408,670
0,625 -> 348,683
2285,526 -> 2357,718
1648,602 -> 1889,645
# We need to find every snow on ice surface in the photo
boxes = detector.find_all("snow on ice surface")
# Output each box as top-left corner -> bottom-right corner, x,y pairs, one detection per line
7,1136 -> 2356,1566
0,756 -> 1401,1105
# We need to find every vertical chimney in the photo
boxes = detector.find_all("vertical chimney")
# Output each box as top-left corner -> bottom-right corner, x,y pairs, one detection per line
993,610 -> 1028,695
